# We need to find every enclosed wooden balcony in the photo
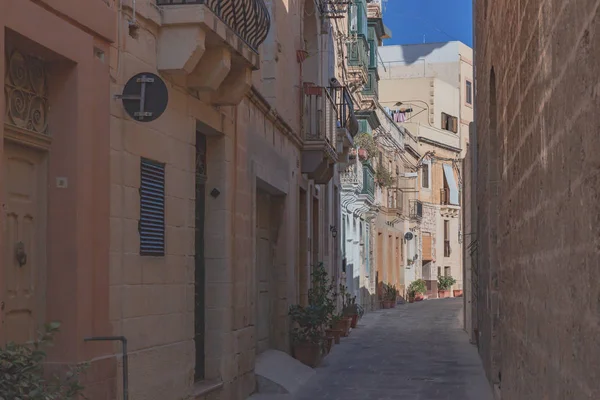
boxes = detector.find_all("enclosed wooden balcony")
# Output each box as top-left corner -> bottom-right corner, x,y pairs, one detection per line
156,0 -> 270,105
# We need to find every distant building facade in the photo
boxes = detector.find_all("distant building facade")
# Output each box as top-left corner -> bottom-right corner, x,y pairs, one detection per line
379,42 -> 473,298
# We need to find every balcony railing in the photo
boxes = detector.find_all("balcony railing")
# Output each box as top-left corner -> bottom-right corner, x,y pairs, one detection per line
341,161 -> 363,187
386,188 -> 402,212
156,0 -> 271,52
440,188 -> 459,206
302,85 -> 337,148
329,85 -> 359,137
409,199 -> 423,220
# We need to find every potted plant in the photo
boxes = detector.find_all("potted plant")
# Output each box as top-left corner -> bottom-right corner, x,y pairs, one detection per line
354,133 -> 377,161
407,279 -> 426,302
381,283 -> 398,308
389,284 -> 398,308
289,262 -> 337,367
453,288 -> 464,297
328,314 -> 344,344
438,275 -> 457,298
337,284 -> 353,335
289,304 -> 324,367
342,289 -> 360,328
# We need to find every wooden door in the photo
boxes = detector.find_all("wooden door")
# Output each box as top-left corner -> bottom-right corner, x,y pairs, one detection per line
256,190 -> 272,354
1,141 -> 47,345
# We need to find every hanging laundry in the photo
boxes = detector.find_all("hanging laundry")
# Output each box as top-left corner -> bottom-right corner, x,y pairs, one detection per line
393,112 -> 405,123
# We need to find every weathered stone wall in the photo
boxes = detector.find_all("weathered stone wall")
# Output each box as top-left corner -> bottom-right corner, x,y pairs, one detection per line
474,0 -> 600,398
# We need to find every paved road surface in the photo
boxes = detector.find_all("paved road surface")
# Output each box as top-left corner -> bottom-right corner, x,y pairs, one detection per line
293,298 -> 493,400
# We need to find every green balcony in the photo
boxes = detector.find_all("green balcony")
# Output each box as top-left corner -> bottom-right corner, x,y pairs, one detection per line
361,163 -> 375,200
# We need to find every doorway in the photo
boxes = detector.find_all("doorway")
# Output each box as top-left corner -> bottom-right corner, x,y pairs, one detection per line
1,139 -> 47,345
298,188 -> 308,305
194,131 -> 207,380
256,189 -> 273,354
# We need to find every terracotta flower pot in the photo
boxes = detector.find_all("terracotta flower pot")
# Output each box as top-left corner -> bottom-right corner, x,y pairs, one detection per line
391,300 -> 396,308
333,320 -> 348,337
293,342 -> 321,368
453,290 -> 463,297
350,314 -> 359,328
332,329 -> 343,344
344,317 -> 352,336
325,336 -> 334,354
358,148 -> 368,160
326,328 -> 342,344
415,293 -> 424,302
409,296 -> 415,303
438,290 -> 450,298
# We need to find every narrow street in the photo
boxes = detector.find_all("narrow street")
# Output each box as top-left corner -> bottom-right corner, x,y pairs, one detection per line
294,299 -> 493,400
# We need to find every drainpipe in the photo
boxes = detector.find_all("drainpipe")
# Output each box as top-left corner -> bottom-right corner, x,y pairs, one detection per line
466,0 -> 477,340
84,336 -> 128,400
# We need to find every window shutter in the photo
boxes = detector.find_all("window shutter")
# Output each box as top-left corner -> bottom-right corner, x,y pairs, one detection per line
441,112 -> 448,130
452,117 -> 458,133
139,158 -> 166,256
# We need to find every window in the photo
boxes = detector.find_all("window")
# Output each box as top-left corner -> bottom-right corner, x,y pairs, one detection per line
466,80 -> 473,105
444,266 -> 451,277
349,0 -> 368,37
444,220 -> 451,257
441,112 -> 458,133
349,3 -> 358,32
139,158 -> 166,256
368,39 -> 376,68
438,267 -> 442,277
421,162 -> 430,189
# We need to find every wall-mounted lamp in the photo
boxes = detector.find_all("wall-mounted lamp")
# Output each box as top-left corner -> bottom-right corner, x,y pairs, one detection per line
330,225 -> 338,238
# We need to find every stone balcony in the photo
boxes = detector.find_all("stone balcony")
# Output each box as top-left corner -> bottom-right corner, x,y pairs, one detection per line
156,0 -> 270,105
301,83 -> 358,184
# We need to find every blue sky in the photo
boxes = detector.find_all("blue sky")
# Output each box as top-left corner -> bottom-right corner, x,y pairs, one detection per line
382,0 -> 473,47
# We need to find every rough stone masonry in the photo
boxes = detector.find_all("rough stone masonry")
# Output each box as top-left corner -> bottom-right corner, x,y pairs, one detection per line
472,0 -> 600,399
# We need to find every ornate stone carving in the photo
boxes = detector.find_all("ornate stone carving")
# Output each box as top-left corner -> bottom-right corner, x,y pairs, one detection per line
4,50 -> 49,135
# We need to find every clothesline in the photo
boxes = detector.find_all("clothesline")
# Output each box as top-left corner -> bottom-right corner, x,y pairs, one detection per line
383,106 -> 414,123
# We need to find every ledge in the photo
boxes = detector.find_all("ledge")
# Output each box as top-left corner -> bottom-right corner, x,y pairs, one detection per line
193,380 -> 223,399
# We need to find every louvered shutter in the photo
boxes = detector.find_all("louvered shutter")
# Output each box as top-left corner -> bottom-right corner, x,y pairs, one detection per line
139,158 -> 166,256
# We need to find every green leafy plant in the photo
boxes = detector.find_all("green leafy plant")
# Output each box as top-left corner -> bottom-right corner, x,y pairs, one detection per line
407,279 -> 427,297
437,275 -> 457,291
289,263 -> 337,344
382,283 -> 399,302
375,164 -> 395,187
0,322 -> 89,400
353,133 -> 378,159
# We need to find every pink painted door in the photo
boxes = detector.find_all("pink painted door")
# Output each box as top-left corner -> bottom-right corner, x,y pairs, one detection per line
1,141 -> 46,345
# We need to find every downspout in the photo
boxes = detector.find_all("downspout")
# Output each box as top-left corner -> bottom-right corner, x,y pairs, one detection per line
466,0 -> 477,338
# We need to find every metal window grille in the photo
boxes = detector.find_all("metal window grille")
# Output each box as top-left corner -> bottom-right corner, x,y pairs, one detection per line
139,158 -> 166,256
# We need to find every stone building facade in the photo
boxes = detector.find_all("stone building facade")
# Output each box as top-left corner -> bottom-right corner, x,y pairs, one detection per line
337,0 -> 421,310
1,0 -> 356,399
378,42 -> 473,298
472,0 -> 600,399
0,0 -> 117,397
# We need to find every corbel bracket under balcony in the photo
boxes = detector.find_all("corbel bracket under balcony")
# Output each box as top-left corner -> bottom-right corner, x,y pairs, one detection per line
156,1 -> 269,105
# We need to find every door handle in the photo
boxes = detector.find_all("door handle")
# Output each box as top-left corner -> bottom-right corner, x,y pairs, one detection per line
15,242 -> 27,267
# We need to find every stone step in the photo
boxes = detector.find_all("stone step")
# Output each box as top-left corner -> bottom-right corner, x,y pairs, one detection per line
253,349 -> 315,395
